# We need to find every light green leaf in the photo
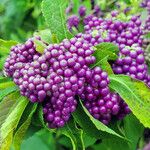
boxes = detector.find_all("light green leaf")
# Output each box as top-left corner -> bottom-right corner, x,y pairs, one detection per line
34,29 -> 52,44
72,0 -> 80,14
0,86 -> 18,102
13,103 -> 38,150
42,0 -> 72,42
33,39 -> 47,54
0,56 -> 7,70
145,32 -> 150,39
0,81 -> 16,89
0,39 -> 18,56
0,93 -> 28,149
109,74 -> 150,128
73,101 -> 125,140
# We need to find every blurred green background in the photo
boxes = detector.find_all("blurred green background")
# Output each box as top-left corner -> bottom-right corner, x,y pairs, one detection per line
0,0 -> 46,42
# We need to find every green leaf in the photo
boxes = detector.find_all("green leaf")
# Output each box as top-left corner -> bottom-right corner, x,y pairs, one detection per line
59,119 -> 85,150
41,0 -> 72,42
92,56 -> 114,75
91,42 -> 119,73
109,74 -> 150,128
0,77 -> 11,83
0,39 -> 18,56
0,56 -> 7,70
93,42 -> 119,62
93,114 -> 144,150
123,114 -> 144,150
33,39 -> 47,54
0,86 -> 18,102
13,103 -> 38,150
21,129 -> 55,150
82,133 -> 97,148
0,92 -> 28,149
0,81 -> 16,89
34,29 -> 52,44
72,0 -> 80,14
73,100 -> 125,140
145,32 -> 150,39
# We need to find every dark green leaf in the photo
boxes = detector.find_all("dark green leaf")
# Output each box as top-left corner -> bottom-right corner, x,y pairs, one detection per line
59,119 -> 85,150
21,129 -> 55,150
73,100 -> 125,140
109,74 -> 150,128
123,114 -> 144,150
0,77 -> 11,83
42,0 -> 72,42
93,114 -> 144,150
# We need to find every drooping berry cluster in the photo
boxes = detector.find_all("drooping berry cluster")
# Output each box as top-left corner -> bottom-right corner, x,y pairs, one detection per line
4,28 -> 133,128
5,7 -> 150,129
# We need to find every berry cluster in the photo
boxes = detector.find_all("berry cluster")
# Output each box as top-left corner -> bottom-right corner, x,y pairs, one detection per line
141,0 -> 150,63
66,1 -> 103,31
81,14 -> 150,87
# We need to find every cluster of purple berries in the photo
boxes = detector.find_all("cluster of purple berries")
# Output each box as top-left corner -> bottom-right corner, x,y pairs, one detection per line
67,1 -> 103,31
5,34 -> 124,127
4,26 -> 132,128
80,14 -> 150,87
141,0 -> 150,63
